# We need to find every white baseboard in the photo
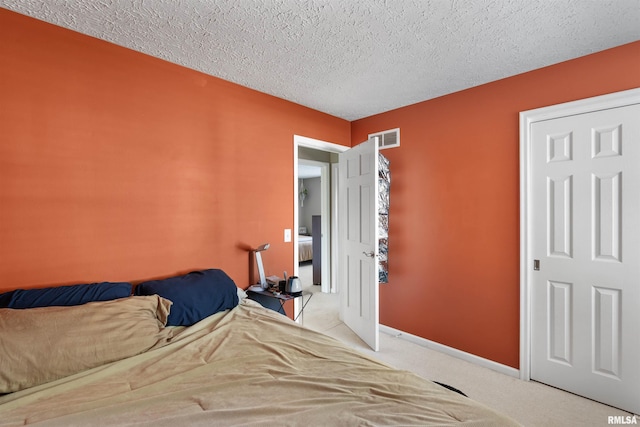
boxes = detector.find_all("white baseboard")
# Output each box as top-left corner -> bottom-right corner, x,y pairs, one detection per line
379,324 -> 520,378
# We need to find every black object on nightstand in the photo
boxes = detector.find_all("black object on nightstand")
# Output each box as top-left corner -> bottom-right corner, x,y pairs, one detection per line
246,288 -> 312,321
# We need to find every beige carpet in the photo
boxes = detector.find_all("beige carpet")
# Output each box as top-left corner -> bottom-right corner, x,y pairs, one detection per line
297,262 -> 638,427
297,261 -> 341,332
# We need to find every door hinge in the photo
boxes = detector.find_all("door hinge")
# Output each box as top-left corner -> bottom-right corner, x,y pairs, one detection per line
533,259 -> 540,271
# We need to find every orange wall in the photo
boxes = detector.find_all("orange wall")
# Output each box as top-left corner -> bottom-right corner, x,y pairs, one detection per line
352,41 -> 640,368
0,9 -> 350,291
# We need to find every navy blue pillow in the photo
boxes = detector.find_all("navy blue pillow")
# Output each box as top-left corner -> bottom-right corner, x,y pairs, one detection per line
134,269 -> 239,326
0,290 -> 15,308
1,282 -> 132,309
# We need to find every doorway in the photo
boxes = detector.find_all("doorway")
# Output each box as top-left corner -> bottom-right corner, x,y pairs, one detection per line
297,158 -> 330,293
293,135 -> 346,328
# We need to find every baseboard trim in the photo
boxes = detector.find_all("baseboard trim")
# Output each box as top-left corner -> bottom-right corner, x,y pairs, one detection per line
379,324 -> 520,378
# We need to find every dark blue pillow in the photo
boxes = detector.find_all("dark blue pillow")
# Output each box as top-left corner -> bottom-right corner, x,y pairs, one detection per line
134,269 -> 238,326
1,282 -> 132,309
0,290 -> 15,308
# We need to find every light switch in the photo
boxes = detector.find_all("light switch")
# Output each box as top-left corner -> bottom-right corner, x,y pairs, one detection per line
284,229 -> 292,242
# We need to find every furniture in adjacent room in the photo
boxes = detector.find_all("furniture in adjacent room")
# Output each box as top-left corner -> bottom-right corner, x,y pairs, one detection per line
312,214 -> 321,285
298,234 -> 313,262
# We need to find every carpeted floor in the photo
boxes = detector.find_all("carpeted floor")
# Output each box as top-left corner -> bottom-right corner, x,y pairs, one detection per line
297,261 -> 341,332
296,262 -> 638,426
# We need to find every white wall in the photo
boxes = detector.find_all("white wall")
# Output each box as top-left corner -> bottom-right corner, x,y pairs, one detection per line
299,177 -> 321,233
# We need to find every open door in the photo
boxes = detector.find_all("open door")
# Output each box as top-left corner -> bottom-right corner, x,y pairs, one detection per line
338,138 -> 379,351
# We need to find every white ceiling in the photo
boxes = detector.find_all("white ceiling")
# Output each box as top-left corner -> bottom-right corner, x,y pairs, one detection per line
1,0 -> 638,121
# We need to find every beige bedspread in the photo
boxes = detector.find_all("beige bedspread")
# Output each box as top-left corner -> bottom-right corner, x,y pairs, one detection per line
298,235 -> 313,262
0,300 -> 519,426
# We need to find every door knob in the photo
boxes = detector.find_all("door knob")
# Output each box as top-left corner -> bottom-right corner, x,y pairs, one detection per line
362,251 -> 376,258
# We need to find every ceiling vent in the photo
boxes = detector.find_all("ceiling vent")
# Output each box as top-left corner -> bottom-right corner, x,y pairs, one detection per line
369,128 -> 400,149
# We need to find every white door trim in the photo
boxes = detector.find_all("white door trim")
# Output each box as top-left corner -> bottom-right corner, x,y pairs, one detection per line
293,135 -> 348,319
331,163 -> 339,294
519,87 -> 640,381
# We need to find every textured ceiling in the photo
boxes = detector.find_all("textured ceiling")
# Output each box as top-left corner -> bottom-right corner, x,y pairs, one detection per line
1,0 -> 638,120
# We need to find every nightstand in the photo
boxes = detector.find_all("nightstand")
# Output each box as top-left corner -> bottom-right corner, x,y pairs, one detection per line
246,288 -> 312,321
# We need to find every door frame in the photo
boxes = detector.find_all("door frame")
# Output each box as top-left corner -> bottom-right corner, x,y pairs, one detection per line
293,135 -> 348,316
519,87 -> 640,381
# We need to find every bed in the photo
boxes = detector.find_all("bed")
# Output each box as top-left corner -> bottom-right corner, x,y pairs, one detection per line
298,234 -> 313,262
0,269 -> 519,426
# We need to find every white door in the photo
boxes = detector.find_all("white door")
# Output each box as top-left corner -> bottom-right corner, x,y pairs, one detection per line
530,102 -> 640,413
338,138 -> 379,351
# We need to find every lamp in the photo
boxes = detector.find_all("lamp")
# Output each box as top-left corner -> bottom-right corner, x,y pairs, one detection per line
253,243 -> 270,289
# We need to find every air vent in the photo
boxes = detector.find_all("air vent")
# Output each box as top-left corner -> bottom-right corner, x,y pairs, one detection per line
369,128 -> 400,149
